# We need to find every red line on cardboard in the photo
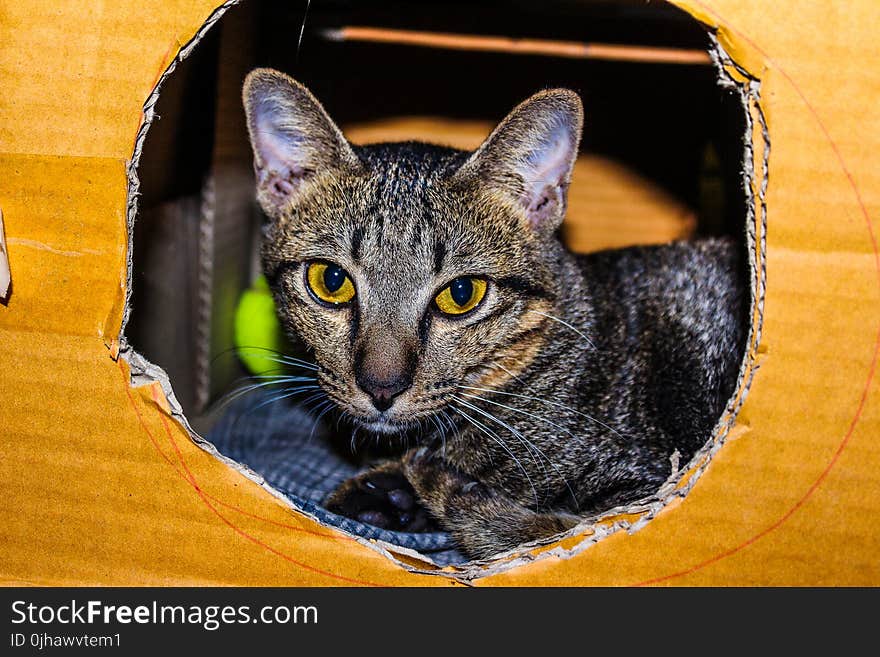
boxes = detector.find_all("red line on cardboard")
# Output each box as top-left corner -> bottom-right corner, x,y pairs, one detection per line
116,1 -> 876,584
634,0 -> 880,587
119,360 -> 349,541
120,358 -> 354,541
119,359 -> 377,585
150,391 -> 381,586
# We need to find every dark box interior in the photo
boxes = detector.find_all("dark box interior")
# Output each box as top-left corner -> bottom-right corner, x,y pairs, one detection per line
128,0 -> 746,434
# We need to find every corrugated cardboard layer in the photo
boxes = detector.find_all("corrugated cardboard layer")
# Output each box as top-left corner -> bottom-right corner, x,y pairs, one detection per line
0,0 -> 878,585
0,154 -> 126,338
0,329 -> 440,586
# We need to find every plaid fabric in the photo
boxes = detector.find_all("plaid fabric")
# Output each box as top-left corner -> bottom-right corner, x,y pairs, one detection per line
207,390 -> 466,565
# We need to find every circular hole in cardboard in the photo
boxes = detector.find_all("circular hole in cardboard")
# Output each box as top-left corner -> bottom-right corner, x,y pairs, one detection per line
122,0 -> 765,579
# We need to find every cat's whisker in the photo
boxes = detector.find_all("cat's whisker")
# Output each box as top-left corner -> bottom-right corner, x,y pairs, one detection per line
428,413 -> 447,459
233,374 -> 316,389
242,353 -> 319,371
528,309 -> 596,351
448,410 -> 464,453
452,394 -> 578,509
451,394 -> 548,480
436,408 -> 456,450
452,395 -> 551,504
457,384 -> 629,442
233,370 -> 313,380
230,367 -> 302,382
298,392 -> 333,434
447,409 -> 464,445
457,391 -> 580,509
245,373 -> 317,381
450,403 -> 539,509
295,0 -> 311,64
244,358 -> 318,373
247,385 -> 321,413
214,345 -> 320,372
223,378 -> 309,398
299,393 -> 333,442
300,390 -> 328,408
218,375 -> 318,408
243,349 -> 318,369
227,384 -> 321,431
308,400 -> 336,444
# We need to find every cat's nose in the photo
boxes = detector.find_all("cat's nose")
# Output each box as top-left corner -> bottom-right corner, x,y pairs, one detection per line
358,375 -> 412,412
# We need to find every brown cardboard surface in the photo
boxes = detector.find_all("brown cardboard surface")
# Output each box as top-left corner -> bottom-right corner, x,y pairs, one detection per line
0,0 -> 878,585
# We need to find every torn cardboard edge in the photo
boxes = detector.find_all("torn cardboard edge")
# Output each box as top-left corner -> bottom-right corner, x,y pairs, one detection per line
116,2 -> 768,583
119,0 -> 244,346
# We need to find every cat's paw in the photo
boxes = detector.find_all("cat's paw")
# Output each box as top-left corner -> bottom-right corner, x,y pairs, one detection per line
402,448 -> 499,521
404,449 -> 581,559
325,463 -> 439,533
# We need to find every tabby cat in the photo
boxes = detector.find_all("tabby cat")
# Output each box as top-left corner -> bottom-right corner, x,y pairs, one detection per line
242,68 -> 747,559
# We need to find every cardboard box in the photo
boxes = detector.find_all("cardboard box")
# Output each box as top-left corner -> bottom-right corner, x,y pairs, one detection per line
0,0 -> 878,585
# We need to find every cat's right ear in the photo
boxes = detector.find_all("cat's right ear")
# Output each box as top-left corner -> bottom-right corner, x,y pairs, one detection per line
242,69 -> 359,219
453,89 -> 583,237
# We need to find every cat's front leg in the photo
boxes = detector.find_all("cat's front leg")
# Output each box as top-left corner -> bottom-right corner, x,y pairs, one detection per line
402,449 -> 580,560
325,460 -> 438,533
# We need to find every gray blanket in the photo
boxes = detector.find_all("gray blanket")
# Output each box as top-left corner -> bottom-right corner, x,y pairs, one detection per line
207,390 -> 466,565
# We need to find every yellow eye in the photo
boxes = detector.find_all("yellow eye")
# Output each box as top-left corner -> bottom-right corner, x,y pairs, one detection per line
306,261 -> 356,305
434,277 -> 487,316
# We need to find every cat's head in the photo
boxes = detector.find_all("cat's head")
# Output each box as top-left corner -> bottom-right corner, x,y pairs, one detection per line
243,68 -> 582,434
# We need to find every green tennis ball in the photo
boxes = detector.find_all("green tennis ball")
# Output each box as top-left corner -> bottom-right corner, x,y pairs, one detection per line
234,275 -> 289,375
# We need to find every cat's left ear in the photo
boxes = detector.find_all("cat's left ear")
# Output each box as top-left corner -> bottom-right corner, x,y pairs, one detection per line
242,68 -> 360,219
454,89 -> 583,235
